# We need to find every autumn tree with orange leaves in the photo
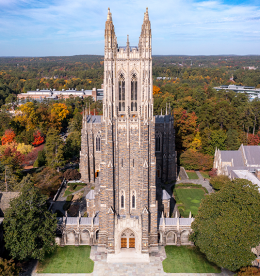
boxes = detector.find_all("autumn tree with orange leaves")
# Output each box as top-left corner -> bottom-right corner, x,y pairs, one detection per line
1,129 -> 16,145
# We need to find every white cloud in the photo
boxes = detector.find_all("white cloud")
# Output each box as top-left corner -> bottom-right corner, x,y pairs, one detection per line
0,0 -> 259,55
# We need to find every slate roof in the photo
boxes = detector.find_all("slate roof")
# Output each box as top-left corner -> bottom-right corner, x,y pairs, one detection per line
66,217 -> 78,225
243,146 -> 260,166
160,218 -> 193,226
155,115 -> 171,123
162,190 -> 171,200
86,115 -> 102,124
86,190 -> 95,200
220,150 -> 244,166
80,217 -> 92,225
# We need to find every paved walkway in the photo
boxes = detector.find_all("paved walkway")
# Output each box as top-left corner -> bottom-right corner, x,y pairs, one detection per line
176,171 -> 213,194
34,246 -> 233,276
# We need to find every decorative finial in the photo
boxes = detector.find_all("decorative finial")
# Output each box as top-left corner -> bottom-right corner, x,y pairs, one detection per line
144,7 -> 149,21
107,7 -> 111,21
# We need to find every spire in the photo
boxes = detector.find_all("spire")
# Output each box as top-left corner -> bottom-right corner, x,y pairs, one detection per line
144,7 -> 149,21
107,7 -> 112,21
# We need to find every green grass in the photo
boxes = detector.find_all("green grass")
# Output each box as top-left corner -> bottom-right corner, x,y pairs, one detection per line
200,171 -> 210,179
64,184 -> 85,197
163,246 -> 221,273
174,188 -> 205,217
186,171 -> 199,179
37,246 -> 94,273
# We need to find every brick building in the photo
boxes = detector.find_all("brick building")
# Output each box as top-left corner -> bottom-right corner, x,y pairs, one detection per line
77,8 -> 177,260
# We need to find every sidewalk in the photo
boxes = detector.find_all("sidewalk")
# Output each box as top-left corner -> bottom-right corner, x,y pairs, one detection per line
176,171 -> 213,194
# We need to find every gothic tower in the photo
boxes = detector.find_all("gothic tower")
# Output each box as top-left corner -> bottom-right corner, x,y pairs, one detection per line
79,8 -> 175,258
98,7 -> 158,256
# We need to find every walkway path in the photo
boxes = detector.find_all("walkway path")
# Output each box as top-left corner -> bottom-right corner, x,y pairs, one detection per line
176,171 -> 213,194
34,246 -> 233,276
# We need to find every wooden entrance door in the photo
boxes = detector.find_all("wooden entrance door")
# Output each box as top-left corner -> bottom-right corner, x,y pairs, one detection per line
129,238 -> 135,248
121,238 -> 127,248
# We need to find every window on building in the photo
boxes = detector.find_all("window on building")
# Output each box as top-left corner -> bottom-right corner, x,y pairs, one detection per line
121,190 -> 125,209
132,190 -> 136,209
131,74 -> 137,112
96,133 -> 101,152
118,74 -> 125,111
155,131 -> 161,152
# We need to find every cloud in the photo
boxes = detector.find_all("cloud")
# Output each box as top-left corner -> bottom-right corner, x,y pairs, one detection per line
0,0 -> 260,55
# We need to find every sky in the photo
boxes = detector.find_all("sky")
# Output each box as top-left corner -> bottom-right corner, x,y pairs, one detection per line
0,0 -> 260,56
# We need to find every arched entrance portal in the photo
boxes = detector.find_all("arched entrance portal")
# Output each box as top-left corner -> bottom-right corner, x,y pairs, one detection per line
121,229 -> 135,249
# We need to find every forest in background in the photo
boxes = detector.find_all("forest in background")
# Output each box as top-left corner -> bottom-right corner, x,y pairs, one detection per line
0,54 -> 260,190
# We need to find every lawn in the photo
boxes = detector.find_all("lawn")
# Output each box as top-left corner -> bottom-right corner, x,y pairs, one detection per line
163,246 -> 221,273
37,246 -> 94,273
174,188 -> 205,217
64,183 -> 85,197
200,171 -> 210,179
186,171 -> 199,179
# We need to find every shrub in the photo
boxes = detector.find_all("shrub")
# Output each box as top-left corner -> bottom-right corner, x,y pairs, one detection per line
238,267 -> 260,276
33,149 -> 46,167
64,168 -> 81,181
210,175 -> 231,190
0,258 -> 20,275
180,149 -> 213,171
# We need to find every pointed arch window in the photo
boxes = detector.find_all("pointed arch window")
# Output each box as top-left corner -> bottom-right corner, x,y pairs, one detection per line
131,190 -> 136,209
118,74 -> 125,111
120,190 -> 125,209
96,132 -> 101,152
155,131 -> 162,152
131,74 -> 137,112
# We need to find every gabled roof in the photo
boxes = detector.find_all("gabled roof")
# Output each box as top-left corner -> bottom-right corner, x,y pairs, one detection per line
86,190 -> 95,200
162,190 -> 171,200
243,146 -> 260,166
220,150 -> 244,167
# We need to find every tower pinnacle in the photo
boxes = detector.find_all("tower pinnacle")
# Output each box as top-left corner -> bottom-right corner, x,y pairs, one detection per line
107,7 -> 112,21
144,7 -> 149,21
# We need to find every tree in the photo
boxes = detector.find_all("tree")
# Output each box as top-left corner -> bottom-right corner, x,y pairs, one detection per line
32,130 -> 45,146
64,131 -> 81,159
45,129 -> 65,168
33,149 -> 46,167
190,179 -> 260,271
1,129 -> 16,145
64,168 -> 81,181
50,103 -> 69,130
4,175 -> 57,261
209,175 -> 232,190
0,258 -> 20,275
226,129 -> 241,150
180,149 -> 213,171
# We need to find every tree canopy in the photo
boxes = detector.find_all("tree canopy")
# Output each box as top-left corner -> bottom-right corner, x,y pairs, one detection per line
190,179 -> 260,271
4,175 -> 57,261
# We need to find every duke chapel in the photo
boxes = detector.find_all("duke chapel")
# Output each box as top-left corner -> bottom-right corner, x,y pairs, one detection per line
79,8 -> 176,260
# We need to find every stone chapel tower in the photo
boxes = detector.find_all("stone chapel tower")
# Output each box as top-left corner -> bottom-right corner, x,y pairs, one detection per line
79,8 -> 175,258
98,7 -> 158,256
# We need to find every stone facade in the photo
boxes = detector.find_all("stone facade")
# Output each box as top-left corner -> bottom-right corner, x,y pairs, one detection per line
64,8 -> 183,257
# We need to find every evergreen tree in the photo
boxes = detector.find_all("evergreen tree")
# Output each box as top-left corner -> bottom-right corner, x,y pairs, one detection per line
4,175 -> 57,260
226,129 -> 241,150
45,128 -> 65,168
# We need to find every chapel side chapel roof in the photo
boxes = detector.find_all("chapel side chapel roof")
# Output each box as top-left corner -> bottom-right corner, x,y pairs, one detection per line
159,217 -> 193,226
242,145 -> 260,166
219,150 -> 244,167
